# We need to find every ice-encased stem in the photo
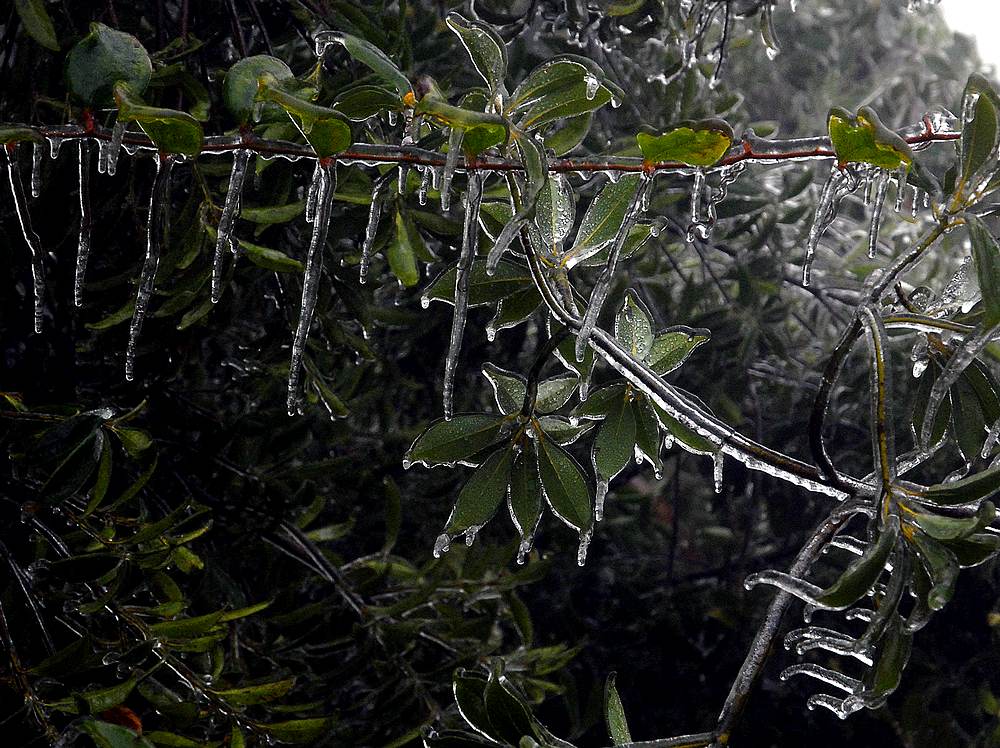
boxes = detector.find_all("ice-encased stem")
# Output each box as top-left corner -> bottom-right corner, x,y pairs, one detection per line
860,306 -> 896,491
30,141 -> 43,198
574,175 -> 651,362
105,120 -> 126,177
442,172 -> 483,420
919,323 -> 997,449
125,155 -> 175,380
287,161 -> 336,416
360,175 -> 392,284
867,170 -> 890,259
211,148 -> 251,303
74,140 -> 93,307
3,146 -> 46,333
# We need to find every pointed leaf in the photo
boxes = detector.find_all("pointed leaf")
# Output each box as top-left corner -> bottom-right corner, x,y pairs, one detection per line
605,673 -> 632,746
827,106 -> 912,170
592,395 -> 636,486
614,290 -> 654,360
568,174 -> 642,266
967,214 -> 1000,328
315,31 -> 411,98
483,363 -> 526,415
405,415 -> 507,467
636,119 -> 733,167
14,0 -> 59,51
508,450 -> 543,550
647,327 -> 710,375
815,516 -> 898,609
443,447 -> 513,535
446,13 -> 507,94
536,438 -> 591,531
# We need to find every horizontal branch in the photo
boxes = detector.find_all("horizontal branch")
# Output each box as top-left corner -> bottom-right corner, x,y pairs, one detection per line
12,115 -> 959,175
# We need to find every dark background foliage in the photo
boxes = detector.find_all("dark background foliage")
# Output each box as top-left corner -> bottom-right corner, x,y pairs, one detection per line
2,1 -> 999,746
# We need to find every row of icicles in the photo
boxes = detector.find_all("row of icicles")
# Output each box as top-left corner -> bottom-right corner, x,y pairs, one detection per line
3,122 -> 924,419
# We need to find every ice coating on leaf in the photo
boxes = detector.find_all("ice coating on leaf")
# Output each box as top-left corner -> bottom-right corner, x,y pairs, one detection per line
828,106 -> 913,171
636,119 -> 733,167
575,175 -> 651,362
433,532 -> 451,558
867,170 -> 890,259
126,156 -> 174,380
443,173 -> 483,420
74,140 -> 93,307
30,141 -> 43,198
3,147 -> 46,333
360,176 -> 391,284
105,119 -> 126,176
780,663 -> 862,695
287,161 -> 336,415
211,148 -> 251,303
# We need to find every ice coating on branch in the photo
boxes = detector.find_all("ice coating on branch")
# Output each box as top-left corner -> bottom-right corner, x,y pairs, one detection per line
30,141 -> 43,198
287,161 -> 336,415
105,120 -> 126,176
211,148 -> 251,303
74,141 -> 93,307
575,175 -> 651,362
126,156 -> 175,380
360,176 -> 391,284
804,165 -> 857,286
3,146 -> 46,333
744,570 -> 831,608
867,170 -> 890,259
442,173 -> 483,420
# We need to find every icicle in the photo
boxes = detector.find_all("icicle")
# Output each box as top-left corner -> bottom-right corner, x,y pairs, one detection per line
583,72 -> 599,100
516,538 -> 532,565
418,167 -> 430,205
804,165 -> 854,286
705,162 -> 746,228
911,186 -> 921,218
96,138 -> 109,175
863,169 -> 873,205
287,160 -> 336,415
577,526 -> 594,566
432,533 -> 451,558
360,176 -> 391,284
893,165 -> 906,212
30,141 -> 43,198
712,451 -> 724,493
387,109 -> 398,127
74,141 -> 93,307
982,418 -> 1000,459
125,155 -> 175,380
211,149 -> 251,303
780,663 -> 862,695
744,570 -> 833,608
760,2 -> 781,60
686,169 -> 705,243
3,146 -> 46,333
105,120 -> 126,177
867,170 -> 890,259
464,525 -> 481,547
806,694 -> 862,720
595,480 -> 608,521
305,161 -> 321,224
575,175 -> 651,362
486,214 -> 528,275
663,431 -> 675,451
440,128 -> 464,213
442,173 -> 483,419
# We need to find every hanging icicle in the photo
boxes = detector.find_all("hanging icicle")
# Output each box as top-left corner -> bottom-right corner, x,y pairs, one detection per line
125,154 -> 175,380
803,165 -> 857,286
442,172 -> 483,420
105,120 -> 126,177
575,175 -> 652,362
360,175 -> 393,284
3,145 -> 46,333
287,160 -> 337,415
440,128 -> 464,213
74,140 -> 93,307
866,170 -> 890,259
30,141 -> 43,198
211,148 -> 251,303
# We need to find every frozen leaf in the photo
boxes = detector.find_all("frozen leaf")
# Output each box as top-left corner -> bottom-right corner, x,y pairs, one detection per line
259,718 -> 335,745
507,55 -> 622,130
537,415 -> 593,446
636,119 -> 734,167
647,327 -> 710,375
239,238 -> 303,273
650,402 -> 716,456
404,415 -> 506,468
483,664 -> 536,744
442,447 -> 513,536
827,106 -> 912,170
614,289 -> 654,360
535,373 -> 579,414
909,501 -> 995,541
14,0 -> 59,51
921,464 -> 1000,505
314,31 -> 412,99
967,214 -> 1000,328
910,531 -> 959,610
536,438 -> 592,533
814,517 -> 898,609
483,363 -> 526,415
211,679 -> 295,705
423,259 -> 532,308
416,97 -> 509,156
65,23 -> 151,106
567,174 -> 642,267
78,718 -> 154,748
959,74 -> 1000,196
591,394 -> 636,520
508,450 -> 542,564
255,77 -> 352,158
604,673 -> 632,746
446,13 -> 507,95
533,174 -> 575,257
390,209 -> 422,287
114,82 -> 203,156
223,55 -> 294,124
544,112 -> 592,156
573,383 -> 628,421
862,614 -> 912,703
632,399 -> 663,478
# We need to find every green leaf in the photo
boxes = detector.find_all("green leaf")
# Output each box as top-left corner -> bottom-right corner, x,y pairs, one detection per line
483,363 -> 526,415
483,664 -> 535,744
241,201 -> 304,226
921,462 -> 1000,505
827,106 -> 912,170
508,55 -> 621,131
316,31 -> 411,99
390,210 -> 422,287
423,260 -> 532,308
77,673 -> 141,713
0,126 -> 42,144
239,238 -> 303,273
862,614 -> 912,702
78,719 -> 155,748
112,426 -> 151,457
910,501 -> 995,541
65,23 -> 151,106
910,530 -> 960,610
632,399 -> 663,477
259,717 -> 335,744
415,97 -> 508,156
255,77 -> 352,157
508,450 -> 542,551
650,402 -> 717,456
443,447 -> 513,535
911,360 -> 951,448
512,129 -> 548,207
333,84 -> 401,121
815,516 -> 898,609
943,532 -> 1000,568
537,415 -> 593,446
544,112 -> 592,156
967,215 -> 1000,328
614,289 -> 654,360
573,383 -> 628,421
14,0 -> 58,51
213,678 -> 295,706
592,393 -> 636,486
536,438 -> 591,532
453,670 -> 497,740
533,174 -> 575,255
636,119 -> 734,167
405,415 -> 507,467
488,286 -> 542,337
446,13 -> 507,94
959,74 -> 1000,196
113,82 -> 203,156
647,327 -> 710,375
535,373 -> 579,414
567,174 -> 642,266
149,611 -> 226,639
605,673 -> 632,745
